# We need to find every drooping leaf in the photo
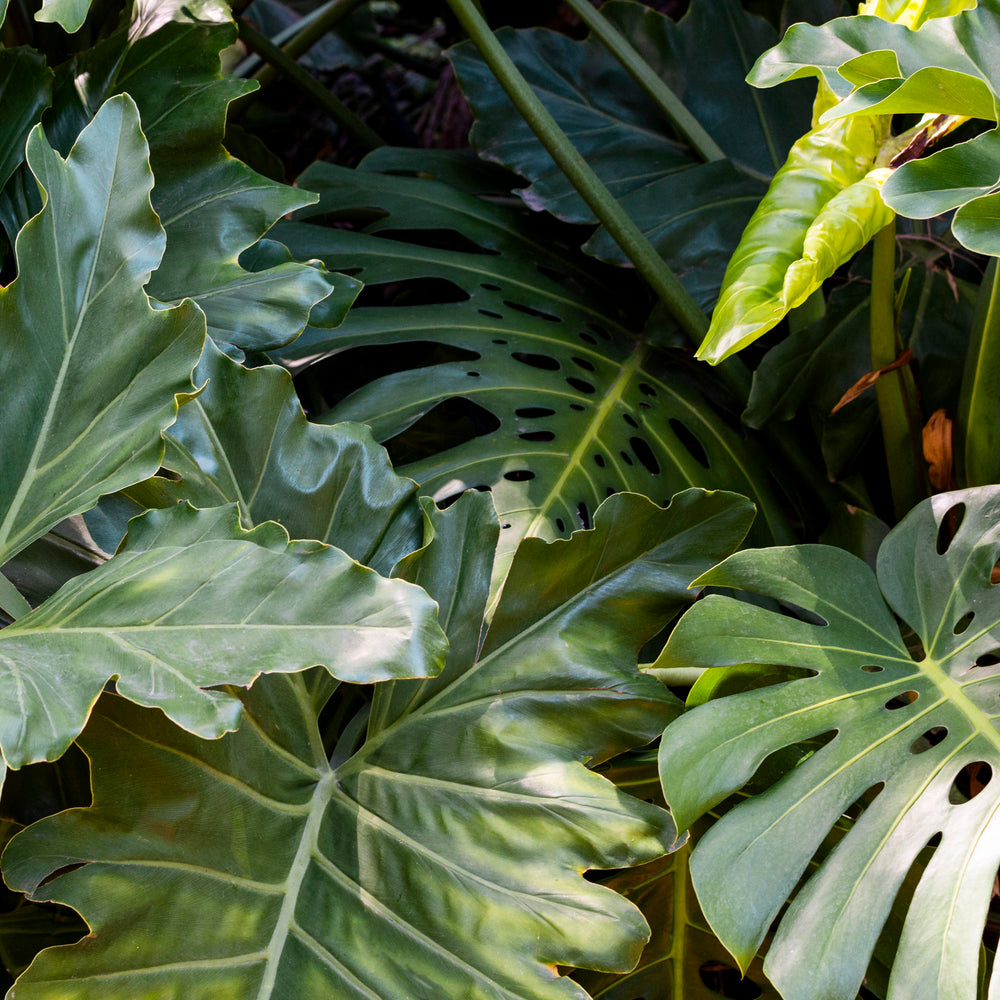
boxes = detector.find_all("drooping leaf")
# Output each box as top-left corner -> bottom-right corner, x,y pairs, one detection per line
3,488 -> 754,999
657,485 -> 1000,1000
42,10 -> 347,349
0,94 -> 203,568
695,116 -> 889,364
0,50 -> 51,205
269,149 -> 792,587
155,339 -> 424,576
0,501 -> 446,771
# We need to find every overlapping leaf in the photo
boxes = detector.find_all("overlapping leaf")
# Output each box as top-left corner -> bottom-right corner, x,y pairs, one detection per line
270,149 -> 791,585
448,0 -> 809,308
657,486 -> 1000,1000
3,488 -> 753,999
0,500 -> 445,771
749,0 -> 1000,255
0,95 -> 203,568
41,9 -> 349,349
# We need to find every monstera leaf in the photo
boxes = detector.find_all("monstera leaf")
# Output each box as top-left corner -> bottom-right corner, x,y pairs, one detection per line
3,488 -> 754,999
270,149 -> 791,585
656,486 -> 1000,1000
39,7 -> 349,349
0,95 -> 203,569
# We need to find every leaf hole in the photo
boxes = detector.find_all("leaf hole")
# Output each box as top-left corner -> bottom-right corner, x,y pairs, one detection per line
504,469 -> 535,482
384,398 -> 499,466
491,338 -> 507,345
516,407 -> 555,418
587,322 -> 612,341
555,518 -> 566,533
669,419 -> 710,469
570,403 -> 585,411
435,484 -> 493,510
630,436 -> 661,476
950,761 -> 993,803
620,451 -> 634,466
623,413 -> 638,428
354,275 -> 470,307
606,486 -> 617,497
884,690 -> 920,711
842,782 -> 885,821
698,961 -> 763,999
481,282 -> 501,291
639,382 -> 657,397
578,331 -> 598,345
566,377 -> 596,394
954,611 -> 976,635
466,371 -> 480,377
777,603 -> 828,627
910,726 -> 948,754
504,300 -> 562,323
936,502 -> 966,554
639,401 -> 651,410
862,664 -> 884,673
577,502 -> 591,530
593,454 -> 606,468
975,650 -> 1000,667
519,430 -> 555,442
478,309 -> 503,319
512,351 -> 559,371
501,523 -> 511,529
571,356 -> 595,372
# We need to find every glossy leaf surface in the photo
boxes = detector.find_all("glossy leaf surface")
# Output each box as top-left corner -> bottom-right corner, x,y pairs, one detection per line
3,488 -> 754,999
0,501 -> 445,768
272,149 -> 791,584
657,486 -> 1000,1000
157,341 -> 424,575
44,11 -> 347,349
0,95 -> 203,568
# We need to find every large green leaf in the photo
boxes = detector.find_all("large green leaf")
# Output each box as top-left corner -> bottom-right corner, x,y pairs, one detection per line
270,150 -> 791,585
153,340 -> 424,575
2,488 -> 753,999
656,486 -> 1000,1000
0,500 -> 445,770
0,94 -> 203,568
0,50 -> 51,202
42,9 -> 350,350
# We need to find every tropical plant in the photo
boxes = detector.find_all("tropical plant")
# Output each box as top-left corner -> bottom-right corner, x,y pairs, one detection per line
1,0 -> 1000,998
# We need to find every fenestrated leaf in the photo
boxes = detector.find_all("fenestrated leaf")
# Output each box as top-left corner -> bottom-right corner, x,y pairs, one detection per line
0,94 -> 203,568
656,485 -> 1000,1000
43,10 -> 346,350
2,488 -> 754,1000
155,340 -> 423,576
270,150 -> 792,586
0,500 -> 446,770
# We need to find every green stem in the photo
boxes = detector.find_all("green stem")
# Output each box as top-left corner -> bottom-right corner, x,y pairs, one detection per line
245,0 -> 369,87
444,0 -> 709,344
237,19 -> 385,151
561,0 -> 725,164
870,219 -> 926,520
957,257 -> 1000,487
0,572 -> 30,621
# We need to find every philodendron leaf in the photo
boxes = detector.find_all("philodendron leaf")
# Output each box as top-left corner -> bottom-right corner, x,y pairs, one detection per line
43,12 -> 347,350
656,486 -> 1000,1000
0,50 -> 51,201
696,116 -> 890,364
0,501 -> 446,771
271,149 -> 791,591
0,94 -> 203,568
2,488 -> 754,999
153,339 -> 425,576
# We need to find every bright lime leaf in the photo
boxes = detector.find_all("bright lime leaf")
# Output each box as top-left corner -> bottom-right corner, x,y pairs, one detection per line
2,488 -> 753,999
657,486 -> 1000,1000
697,116 -> 886,364
0,501 -> 446,770
0,95 -> 203,568
45,13 -> 346,350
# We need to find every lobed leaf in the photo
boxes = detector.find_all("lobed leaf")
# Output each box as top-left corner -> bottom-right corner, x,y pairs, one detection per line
2,488 -> 754,999
0,94 -> 203,568
657,486 -> 1000,1000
